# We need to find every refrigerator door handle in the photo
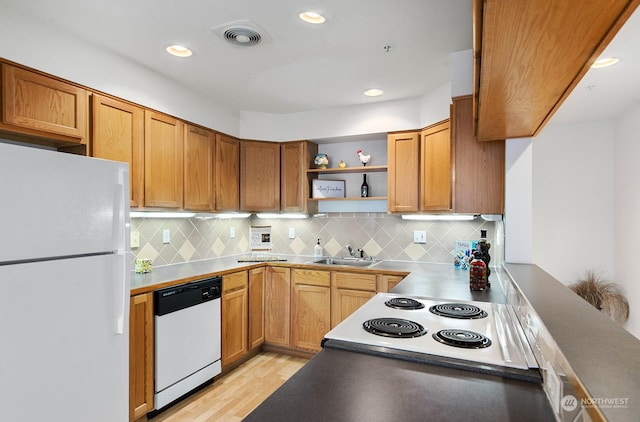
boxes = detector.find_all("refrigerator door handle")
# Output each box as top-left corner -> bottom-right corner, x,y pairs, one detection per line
115,253 -> 127,335
114,168 -> 130,335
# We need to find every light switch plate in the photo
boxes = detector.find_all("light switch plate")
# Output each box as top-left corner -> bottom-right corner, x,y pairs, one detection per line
288,227 -> 295,239
162,229 -> 170,244
413,230 -> 427,244
131,231 -> 140,248
230,227 -> 235,238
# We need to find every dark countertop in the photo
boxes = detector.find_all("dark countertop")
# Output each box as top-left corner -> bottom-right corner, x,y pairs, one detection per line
504,263 -> 640,422
245,348 -> 554,422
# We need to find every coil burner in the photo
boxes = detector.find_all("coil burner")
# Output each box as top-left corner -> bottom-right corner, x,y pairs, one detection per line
363,318 -> 428,338
384,297 -> 425,310
432,329 -> 492,349
429,303 -> 488,319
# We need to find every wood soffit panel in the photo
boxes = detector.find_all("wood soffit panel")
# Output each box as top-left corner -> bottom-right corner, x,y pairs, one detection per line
474,0 -> 640,142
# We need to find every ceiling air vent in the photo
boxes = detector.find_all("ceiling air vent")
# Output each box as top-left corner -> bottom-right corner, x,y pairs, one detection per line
212,19 -> 272,47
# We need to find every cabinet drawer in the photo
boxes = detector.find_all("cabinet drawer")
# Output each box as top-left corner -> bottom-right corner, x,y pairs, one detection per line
333,272 -> 377,291
292,269 -> 330,287
223,271 -> 248,292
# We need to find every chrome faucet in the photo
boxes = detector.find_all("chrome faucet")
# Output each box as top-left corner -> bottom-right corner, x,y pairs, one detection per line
346,244 -> 355,257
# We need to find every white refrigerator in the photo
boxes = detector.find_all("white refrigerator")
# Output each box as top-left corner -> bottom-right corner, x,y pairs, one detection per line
0,142 -> 131,421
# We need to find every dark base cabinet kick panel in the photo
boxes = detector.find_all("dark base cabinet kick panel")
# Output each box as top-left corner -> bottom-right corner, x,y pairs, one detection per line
245,348 -> 554,422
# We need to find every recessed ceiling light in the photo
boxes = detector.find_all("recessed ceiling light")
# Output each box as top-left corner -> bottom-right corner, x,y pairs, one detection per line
166,45 -> 193,57
591,57 -> 619,68
299,11 -> 326,24
364,88 -> 383,97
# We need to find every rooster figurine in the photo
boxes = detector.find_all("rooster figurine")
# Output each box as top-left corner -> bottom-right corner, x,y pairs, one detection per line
357,149 -> 371,166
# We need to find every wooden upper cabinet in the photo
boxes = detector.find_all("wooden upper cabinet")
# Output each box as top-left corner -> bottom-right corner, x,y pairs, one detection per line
144,110 -> 184,208
281,141 -> 318,213
420,120 -> 451,211
184,125 -> 215,211
214,133 -> 240,211
92,94 -> 144,207
1,63 -> 88,144
387,131 -> 420,213
240,140 -> 280,212
452,96 -> 504,214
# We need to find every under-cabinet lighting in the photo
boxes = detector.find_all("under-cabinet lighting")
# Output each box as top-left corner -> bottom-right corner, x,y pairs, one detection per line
130,212 -> 196,219
208,213 -> 251,219
256,213 -> 308,219
401,214 -> 476,221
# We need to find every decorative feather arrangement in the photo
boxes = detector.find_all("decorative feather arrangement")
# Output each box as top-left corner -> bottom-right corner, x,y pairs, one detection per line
569,271 -> 629,324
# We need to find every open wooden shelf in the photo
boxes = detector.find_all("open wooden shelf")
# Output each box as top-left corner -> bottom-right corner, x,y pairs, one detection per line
306,165 -> 387,174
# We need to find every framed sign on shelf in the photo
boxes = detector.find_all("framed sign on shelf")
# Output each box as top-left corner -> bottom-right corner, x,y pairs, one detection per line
312,179 -> 345,198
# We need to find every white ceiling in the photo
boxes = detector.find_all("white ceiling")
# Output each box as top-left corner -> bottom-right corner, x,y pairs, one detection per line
2,1 -> 638,124
2,0 -> 472,115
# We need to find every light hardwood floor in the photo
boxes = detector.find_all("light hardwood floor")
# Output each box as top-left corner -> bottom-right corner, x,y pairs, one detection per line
148,352 -> 308,422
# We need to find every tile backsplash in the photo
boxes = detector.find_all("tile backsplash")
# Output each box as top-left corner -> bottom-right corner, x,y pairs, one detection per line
131,213 -> 502,268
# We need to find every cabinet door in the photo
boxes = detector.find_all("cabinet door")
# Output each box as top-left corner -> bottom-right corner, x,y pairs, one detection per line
1,64 -> 88,143
240,140 -> 281,212
452,96 -> 505,214
144,110 -> 184,208
92,94 -> 144,207
129,293 -> 154,421
376,274 -> 405,293
331,288 -> 376,328
264,267 -> 291,347
281,141 -> 318,213
221,287 -> 248,367
222,271 -> 249,368
248,267 -> 265,350
387,131 -> 419,212
215,134 -> 240,211
331,271 -> 376,328
420,120 -> 451,211
184,125 -> 215,211
291,283 -> 331,352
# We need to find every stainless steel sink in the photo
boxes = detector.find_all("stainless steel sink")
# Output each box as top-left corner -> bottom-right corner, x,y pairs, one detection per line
308,257 -> 379,268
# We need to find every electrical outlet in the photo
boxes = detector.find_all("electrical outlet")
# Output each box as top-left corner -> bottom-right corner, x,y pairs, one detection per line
288,227 -> 295,239
130,231 -> 140,248
413,230 -> 427,244
229,227 -> 235,238
162,229 -> 170,244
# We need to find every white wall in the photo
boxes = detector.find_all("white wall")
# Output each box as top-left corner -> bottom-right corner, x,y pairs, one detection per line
0,6 -> 239,136
504,138 -> 533,263
239,96 -> 424,141
531,120 -> 615,285
614,104 -> 640,338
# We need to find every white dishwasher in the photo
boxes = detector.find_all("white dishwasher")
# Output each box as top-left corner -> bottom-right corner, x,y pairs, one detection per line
154,276 -> 222,410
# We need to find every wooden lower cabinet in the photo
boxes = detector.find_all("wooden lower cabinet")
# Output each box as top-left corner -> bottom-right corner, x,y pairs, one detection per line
291,269 -> 331,352
221,271 -> 249,368
331,271 -> 377,328
129,293 -> 154,421
264,267 -> 291,346
377,274 -> 405,293
248,267 -> 265,350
